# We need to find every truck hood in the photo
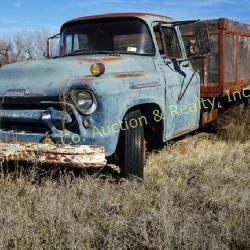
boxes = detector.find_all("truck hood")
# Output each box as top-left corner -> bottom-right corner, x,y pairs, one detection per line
0,55 -> 143,96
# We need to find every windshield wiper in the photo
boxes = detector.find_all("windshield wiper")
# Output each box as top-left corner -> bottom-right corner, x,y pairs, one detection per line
86,51 -> 120,56
64,49 -> 120,57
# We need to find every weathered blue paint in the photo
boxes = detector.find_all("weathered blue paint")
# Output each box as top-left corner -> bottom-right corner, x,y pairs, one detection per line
0,108 -> 72,124
0,13 -> 200,157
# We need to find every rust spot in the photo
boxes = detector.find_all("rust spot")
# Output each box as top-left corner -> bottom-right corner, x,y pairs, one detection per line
90,145 -> 106,153
100,57 -> 121,63
78,56 -> 121,64
80,77 -> 94,84
78,58 -> 99,63
63,158 -> 71,163
46,154 -> 58,161
0,142 -> 107,168
218,18 -> 230,29
200,109 -> 218,127
62,13 -> 174,30
112,73 -> 145,79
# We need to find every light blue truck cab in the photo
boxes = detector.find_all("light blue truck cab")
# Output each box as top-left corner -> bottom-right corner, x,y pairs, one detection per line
0,13 -> 210,178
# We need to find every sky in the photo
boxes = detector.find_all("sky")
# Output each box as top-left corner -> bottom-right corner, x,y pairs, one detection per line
0,0 -> 249,37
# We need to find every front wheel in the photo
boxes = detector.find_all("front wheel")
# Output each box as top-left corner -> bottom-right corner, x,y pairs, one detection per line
118,110 -> 145,179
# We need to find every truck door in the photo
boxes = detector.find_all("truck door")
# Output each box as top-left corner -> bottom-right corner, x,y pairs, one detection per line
154,25 -> 200,140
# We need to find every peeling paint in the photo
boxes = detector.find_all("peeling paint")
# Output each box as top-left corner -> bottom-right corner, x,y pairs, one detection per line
80,77 -> 94,84
77,56 -> 121,64
0,142 -> 107,168
112,73 -> 145,78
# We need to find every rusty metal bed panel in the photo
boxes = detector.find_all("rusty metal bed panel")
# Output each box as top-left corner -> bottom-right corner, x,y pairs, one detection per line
239,36 -> 250,81
224,33 -> 237,83
208,33 -> 220,84
181,18 -> 250,97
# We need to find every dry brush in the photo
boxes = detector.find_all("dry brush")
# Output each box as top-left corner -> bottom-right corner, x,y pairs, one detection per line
0,107 -> 249,249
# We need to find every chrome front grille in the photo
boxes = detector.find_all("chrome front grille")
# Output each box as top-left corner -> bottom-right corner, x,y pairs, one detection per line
0,97 -> 79,135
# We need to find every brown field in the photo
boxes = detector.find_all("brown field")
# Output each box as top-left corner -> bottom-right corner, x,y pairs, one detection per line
0,107 -> 249,249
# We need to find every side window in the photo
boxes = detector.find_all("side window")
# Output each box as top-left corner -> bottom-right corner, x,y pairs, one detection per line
73,34 -> 89,51
153,26 -> 164,55
65,34 -> 73,55
65,34 -> 89,54
158,27 -> 183,59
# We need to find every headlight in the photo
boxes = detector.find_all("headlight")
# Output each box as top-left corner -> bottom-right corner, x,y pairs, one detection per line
72,90 -> 97,115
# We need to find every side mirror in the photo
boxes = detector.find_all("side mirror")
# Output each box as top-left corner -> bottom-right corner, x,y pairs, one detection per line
193,21 -> 211,56
47,34 -> 60,59
0,47 -> 10,66
187,39 -> 198,57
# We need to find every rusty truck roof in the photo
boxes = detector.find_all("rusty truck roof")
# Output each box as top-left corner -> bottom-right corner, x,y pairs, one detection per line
61,12 -> 174,30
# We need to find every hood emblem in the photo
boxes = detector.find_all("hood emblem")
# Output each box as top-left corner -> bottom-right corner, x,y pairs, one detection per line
3,89 -> 45,97
4,89 -> 26,97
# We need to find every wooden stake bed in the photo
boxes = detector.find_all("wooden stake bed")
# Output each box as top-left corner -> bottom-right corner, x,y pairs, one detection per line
181,18 -> 250,97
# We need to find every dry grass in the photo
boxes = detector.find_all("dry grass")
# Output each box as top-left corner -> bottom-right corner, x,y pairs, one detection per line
0,107 -> 249,249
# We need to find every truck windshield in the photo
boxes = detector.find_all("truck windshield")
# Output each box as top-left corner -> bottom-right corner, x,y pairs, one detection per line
61,19 -> 155,56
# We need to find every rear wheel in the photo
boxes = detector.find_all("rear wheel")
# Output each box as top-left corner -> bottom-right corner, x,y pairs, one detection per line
118,110 -> 145,179
243,97 -> 249,107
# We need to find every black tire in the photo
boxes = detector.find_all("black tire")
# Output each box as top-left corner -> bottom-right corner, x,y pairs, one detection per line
118,110 -> 145,179
243,97 -> 249,107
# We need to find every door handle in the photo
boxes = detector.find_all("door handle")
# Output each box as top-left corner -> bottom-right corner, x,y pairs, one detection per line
181,62 -> 190,67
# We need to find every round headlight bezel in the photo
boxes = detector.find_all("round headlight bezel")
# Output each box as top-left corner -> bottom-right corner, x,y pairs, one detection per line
72,90 -> 97,115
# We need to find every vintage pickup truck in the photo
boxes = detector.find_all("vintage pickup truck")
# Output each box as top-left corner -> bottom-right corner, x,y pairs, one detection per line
0,13 -> 249,178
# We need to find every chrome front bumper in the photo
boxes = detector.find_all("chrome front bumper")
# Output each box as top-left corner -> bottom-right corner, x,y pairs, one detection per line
0,142 -> 107,168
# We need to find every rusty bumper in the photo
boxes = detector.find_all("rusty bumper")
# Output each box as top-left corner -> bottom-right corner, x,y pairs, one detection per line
0,142 -> 107,168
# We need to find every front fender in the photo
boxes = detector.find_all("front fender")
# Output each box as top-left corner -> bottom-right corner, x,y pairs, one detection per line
69,75 -> 165,156
120,97 -> 163,123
